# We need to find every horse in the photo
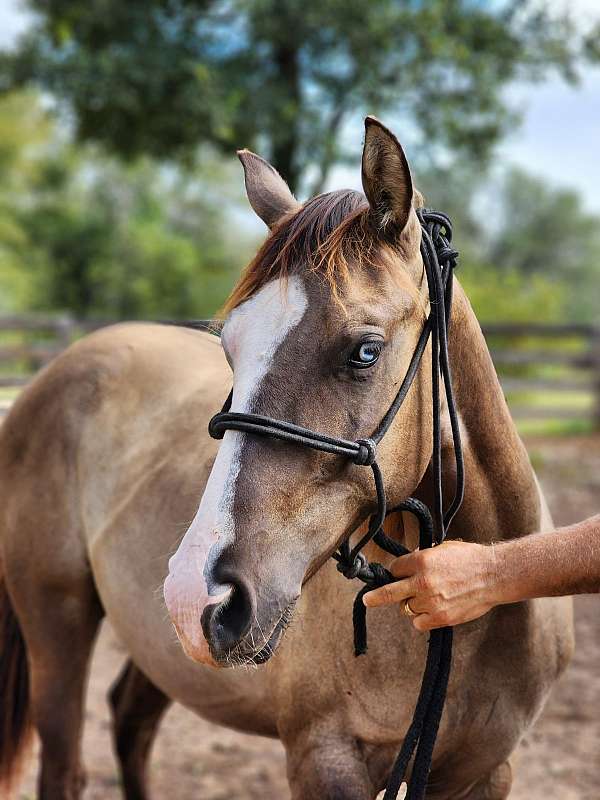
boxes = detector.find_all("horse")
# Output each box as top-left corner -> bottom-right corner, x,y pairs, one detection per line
0,116 -> 573,800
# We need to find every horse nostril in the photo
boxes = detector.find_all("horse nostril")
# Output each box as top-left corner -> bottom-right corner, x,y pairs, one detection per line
201,579 -> 255,656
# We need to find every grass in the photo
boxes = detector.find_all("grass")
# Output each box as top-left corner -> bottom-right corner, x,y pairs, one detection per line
0,387 -> 21,402
516,418 -> 594,437
506,389 -> 594,411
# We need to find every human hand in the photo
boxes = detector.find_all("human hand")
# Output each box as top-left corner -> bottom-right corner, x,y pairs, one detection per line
363,540 -> 499,631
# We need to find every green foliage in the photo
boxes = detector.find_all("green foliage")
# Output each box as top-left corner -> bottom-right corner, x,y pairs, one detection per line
1,88 -> 599,328
458,261 -> 565,323
417,163 -> 600,323
0,92 -> 256,319
0,92 -> 57,311
2,0 -> 596,192
485,168 -> 600,320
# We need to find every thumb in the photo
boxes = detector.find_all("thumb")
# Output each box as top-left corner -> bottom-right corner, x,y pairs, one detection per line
375,783 -> 407,799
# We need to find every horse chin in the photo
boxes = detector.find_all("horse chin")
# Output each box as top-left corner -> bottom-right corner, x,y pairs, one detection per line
163,573 -> 230,668
169,618 -> 221,668
213,599 -> 297,668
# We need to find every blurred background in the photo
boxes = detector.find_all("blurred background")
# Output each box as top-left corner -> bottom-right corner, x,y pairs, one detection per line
0,2 -> 599,799
0,0 -> 600,433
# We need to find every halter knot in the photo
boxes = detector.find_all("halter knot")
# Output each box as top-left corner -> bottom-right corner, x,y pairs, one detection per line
336,552 -> 368,581
353,438 -> 377,466
436,244 -> 458,263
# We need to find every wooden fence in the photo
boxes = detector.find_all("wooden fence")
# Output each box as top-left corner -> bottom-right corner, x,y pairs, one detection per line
0,314 -> 599,429
0,314 -> 102,388
482,323 -> 600,430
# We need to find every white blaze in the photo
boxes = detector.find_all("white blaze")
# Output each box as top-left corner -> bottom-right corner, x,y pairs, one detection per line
164,276 -> 308,664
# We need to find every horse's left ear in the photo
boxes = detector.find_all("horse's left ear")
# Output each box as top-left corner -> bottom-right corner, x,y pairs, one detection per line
238,149 -> 301,229
362,116 -> 413,235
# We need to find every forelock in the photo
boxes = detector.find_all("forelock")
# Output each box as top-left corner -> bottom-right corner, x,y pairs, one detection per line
222,188 -> 422,315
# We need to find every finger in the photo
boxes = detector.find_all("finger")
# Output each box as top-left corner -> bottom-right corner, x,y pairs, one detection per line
413,613 -> 436,632
388,551 -> 422,579
362,577 -> 418,608
413,612 -> 451,632
375,786 -> 407,800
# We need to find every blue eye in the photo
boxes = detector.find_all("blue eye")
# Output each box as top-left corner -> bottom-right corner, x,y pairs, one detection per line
348,340 -> 383,369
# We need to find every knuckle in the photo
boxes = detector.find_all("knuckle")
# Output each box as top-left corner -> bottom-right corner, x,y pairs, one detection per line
382,585 -> 395,605
436,610 -> 451,627
416,571 -> 433,593
429,597 -> 443,614
414,616 -> 429,632
390,559 -> 406,578
413,551 -> 427,570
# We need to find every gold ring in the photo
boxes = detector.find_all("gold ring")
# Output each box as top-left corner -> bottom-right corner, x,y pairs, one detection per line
402,598 -> 418,617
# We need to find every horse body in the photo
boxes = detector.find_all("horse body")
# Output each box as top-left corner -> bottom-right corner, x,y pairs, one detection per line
0,118 -> 573,800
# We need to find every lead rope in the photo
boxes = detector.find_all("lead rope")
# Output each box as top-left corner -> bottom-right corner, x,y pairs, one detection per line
208,209 -> 464,800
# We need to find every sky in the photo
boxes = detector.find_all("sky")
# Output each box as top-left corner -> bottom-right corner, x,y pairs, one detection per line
1,0 -> 599,212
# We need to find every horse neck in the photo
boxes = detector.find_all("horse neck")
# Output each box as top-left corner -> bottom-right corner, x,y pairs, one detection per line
420,281 -> 542,543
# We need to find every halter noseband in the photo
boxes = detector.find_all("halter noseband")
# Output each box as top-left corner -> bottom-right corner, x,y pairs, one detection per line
209,208 -> 465,800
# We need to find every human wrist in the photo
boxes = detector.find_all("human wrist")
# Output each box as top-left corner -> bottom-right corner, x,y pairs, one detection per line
482,540 -> 522,607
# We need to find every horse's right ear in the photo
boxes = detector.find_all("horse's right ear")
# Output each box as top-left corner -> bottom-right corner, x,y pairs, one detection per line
361,116 -> 413,236
237,150 -> 301,229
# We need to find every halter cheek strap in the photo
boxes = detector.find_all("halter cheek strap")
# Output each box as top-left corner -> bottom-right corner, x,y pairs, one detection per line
208,209 -> 465,800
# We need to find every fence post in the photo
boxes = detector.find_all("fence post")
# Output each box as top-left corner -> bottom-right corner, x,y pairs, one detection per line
56,313 -> 76,351
591,326 -> 600,431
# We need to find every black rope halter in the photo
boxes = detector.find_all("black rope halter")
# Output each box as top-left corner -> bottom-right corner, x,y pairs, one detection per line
209,208 -> 465,800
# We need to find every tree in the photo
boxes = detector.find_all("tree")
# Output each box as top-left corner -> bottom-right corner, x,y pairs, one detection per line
0,92 -> 255,318
417,163 -> 600,323
487,168 -> 600,275
484,168 -> 600,321
2,1 -> 597,193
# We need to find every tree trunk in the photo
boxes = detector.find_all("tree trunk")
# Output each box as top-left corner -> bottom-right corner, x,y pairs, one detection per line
309,103 -> 346,196
271,42 -> 301,193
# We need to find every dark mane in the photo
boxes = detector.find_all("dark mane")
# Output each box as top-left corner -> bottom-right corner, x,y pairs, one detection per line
223,189 -> 374,314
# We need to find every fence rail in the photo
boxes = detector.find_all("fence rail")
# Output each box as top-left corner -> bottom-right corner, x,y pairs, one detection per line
483,321 -> 600,429
0,314 -> 599,429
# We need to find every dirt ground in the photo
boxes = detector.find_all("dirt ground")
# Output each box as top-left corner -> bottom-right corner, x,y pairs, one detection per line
18,435 -> 600,800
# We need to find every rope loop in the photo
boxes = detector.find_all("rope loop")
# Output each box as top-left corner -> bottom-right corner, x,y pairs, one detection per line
436,244 -> 458,263
208,413 -> 225,440
353,437 -> 377,466
367,561 -> 393,587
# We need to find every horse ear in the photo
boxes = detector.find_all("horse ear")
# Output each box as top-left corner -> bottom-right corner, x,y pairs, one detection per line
361,116 -> 413,235
237,149 -> 301,229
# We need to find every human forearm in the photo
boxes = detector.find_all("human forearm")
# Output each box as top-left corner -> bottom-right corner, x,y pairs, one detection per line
489,514 -> 600,605
363,514 -> 600,630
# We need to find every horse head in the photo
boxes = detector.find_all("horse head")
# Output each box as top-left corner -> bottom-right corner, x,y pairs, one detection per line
164,118 -> 435,667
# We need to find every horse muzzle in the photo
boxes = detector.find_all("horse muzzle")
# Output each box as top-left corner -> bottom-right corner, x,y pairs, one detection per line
203,585 -> 297,666
164,556 -> 296,667
163,567 -> 232,667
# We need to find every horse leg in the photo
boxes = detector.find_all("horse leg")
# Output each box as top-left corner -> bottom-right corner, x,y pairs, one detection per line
10,578 -> 102,800
463,761 -> 512,800
285,729 -> 374,800
108,660 -> 171,800
426,759 -> 513,800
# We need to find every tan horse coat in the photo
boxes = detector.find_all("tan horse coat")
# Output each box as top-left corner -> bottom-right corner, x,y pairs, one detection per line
0,117 -> 573,800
